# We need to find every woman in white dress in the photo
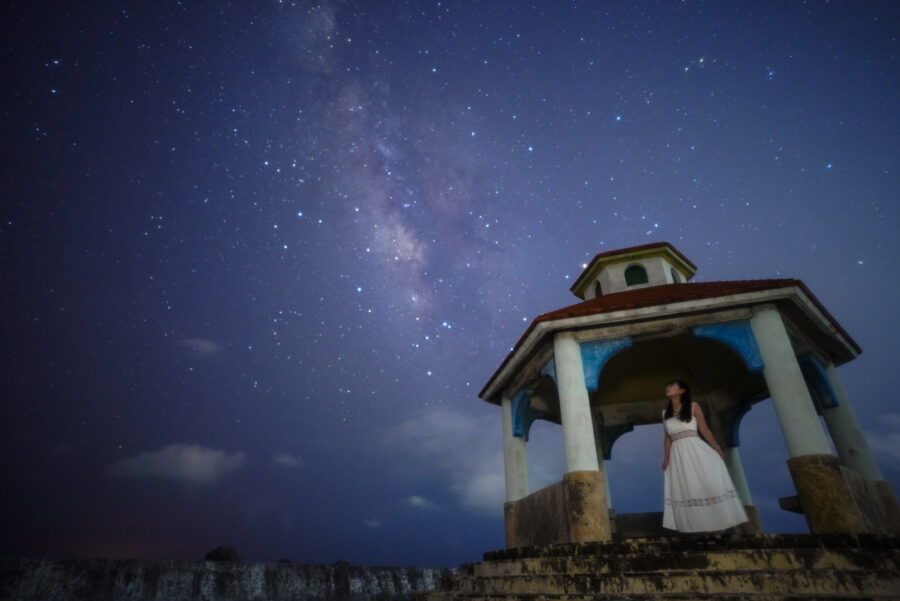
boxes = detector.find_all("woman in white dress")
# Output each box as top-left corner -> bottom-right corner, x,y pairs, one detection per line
661,380 -> 747,543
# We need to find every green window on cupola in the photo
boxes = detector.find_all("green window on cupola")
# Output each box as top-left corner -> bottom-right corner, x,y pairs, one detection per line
625,264 -> 649,286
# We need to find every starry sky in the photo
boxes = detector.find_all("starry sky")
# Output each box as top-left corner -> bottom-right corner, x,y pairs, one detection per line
2,1 -> 899,568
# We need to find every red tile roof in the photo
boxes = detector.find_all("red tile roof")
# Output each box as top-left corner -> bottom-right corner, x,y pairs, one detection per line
480,279 -> 861,400
570,241 -> 697,293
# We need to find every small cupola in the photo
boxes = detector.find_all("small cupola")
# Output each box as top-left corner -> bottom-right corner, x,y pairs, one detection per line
570,242 -> 697,300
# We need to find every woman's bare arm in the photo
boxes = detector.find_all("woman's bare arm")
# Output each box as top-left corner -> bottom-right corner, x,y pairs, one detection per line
693,403 -> 724,459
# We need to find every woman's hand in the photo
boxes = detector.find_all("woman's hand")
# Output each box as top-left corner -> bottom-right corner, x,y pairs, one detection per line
662,456 -> 669,471
694,403 -> 726,461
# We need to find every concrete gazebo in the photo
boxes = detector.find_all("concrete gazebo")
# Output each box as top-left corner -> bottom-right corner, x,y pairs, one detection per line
480,242 -> 900,548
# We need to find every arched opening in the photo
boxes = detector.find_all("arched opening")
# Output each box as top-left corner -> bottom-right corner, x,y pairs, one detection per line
624,264 -> 649,286
594,280 -> 603,297
587,334 -> 771,537
671,267 -> 681,283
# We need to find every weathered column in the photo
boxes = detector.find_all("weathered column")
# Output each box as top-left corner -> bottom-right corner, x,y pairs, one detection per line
820,363 -> 883,480
750,305 -> 865,534
592,426 -> 613,509
822,364 -> 900,534
552,332 -> 610,543
501,397 -> 529,502
724,447 -> 762,533
724,447 -> 752,506
553,331 -> 600,472
750,306 -> 832,457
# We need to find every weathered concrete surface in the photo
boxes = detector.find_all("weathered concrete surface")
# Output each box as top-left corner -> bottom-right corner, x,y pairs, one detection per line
504,471 -> 609,549
788,454 -> 870,534
873,479 -> 900,535
737,504 -> 763,535
0,557 -> 455,601
425,534 -> 900,600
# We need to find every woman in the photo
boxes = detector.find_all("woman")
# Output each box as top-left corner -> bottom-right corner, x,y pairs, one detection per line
661,379 -> 747,543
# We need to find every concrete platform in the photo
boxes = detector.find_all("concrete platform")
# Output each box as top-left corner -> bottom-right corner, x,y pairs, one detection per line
422,534 -> 900,601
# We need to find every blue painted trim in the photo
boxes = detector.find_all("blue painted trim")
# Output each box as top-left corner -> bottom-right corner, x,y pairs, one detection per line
540,357 -> 557,386
691,321 -> 764,372
599,424 -> 634,460
717,404 -> 751,447
798,354 -> 839,410
511,387 -> 544,441
580,337 -> 633,392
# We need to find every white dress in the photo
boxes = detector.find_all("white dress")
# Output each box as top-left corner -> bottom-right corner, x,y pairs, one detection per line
662,407 -> 748,532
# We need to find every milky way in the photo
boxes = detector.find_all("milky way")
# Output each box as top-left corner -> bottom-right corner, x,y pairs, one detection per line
2,2 -> 898,566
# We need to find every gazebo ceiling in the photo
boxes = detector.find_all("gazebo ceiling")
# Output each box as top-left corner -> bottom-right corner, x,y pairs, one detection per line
595,334 -> 750,406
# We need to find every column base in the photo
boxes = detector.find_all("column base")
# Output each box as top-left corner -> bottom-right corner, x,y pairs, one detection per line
565,471 -> 612,543
735,505 -> 763,534
872,480 -> 900,536
503,470 -> 610,548
787,454 -> 866,534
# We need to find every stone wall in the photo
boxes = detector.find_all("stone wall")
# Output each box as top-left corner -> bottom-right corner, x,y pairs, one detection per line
503,471 -> 610,548
0,557 -> 455,601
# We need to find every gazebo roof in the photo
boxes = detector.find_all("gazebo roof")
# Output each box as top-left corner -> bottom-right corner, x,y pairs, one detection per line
480,278 -> 861,402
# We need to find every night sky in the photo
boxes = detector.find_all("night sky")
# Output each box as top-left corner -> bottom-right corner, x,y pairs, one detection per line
2,1 -> 899,568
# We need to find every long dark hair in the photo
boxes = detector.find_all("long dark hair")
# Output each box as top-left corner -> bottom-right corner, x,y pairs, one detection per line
664,379 -> 693,422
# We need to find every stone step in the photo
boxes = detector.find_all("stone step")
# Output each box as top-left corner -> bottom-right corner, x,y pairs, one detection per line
482,534 -> 900,563
446,568 -> 900,597
422,594 -> 896,601
470,547 -> 900,577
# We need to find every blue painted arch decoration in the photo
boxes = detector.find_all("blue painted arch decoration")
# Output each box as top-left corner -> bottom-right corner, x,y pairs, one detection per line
540,357 -> 557,386
511,387 -> 545,441
691,320 -> 764,372
798,353 -> 839,411
580,337 -> 633,392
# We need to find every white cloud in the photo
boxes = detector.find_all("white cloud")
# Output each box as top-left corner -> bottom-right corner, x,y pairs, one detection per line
878,413 -> 900,430
385,409 -> 512,513
362,518 -> 382,528
273,453 -> 303,468
863,413 -> 900,471
406,495 -> 439,510
109,443 -> 247,486
869,431 -> 900,465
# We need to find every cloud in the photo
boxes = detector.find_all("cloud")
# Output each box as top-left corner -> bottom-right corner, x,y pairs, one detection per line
109,444 -> 247,486
385,409 -> 509,513
273,453 -> 303,468
176,338 -> 222,355
869,431 -> 900,465
405,495 -> 439,510
864,413 -> 900,471
362,518 -> 382,528
877,413 -> 900,430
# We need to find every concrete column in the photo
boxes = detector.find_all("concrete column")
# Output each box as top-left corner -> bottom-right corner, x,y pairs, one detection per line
501,397 -> 529,502
750,306 -> 832,457
821,363 -> 884,480
724,447 -> 753,506
751,306 -> 868,534
724,446 -> 763,534
553,331 -> 600,473
592,425 -> 613,509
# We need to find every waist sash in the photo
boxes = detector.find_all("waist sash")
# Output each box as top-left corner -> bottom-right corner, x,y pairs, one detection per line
670,430 -> 698,441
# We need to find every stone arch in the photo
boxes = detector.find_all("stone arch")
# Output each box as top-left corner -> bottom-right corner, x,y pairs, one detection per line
588,332 -> 763,458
